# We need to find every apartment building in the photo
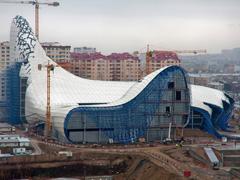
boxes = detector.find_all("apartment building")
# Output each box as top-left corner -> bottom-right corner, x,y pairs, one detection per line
70,52 -> 140,81
107,53 -> 140,81
70,52 -> 106,80
147,51 -> 181,74
41,42 -> 71,71
73,47 -> 96,54
41,42 -> 71,63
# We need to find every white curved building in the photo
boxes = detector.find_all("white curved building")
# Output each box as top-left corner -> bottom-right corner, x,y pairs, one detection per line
6,16 -> 234,143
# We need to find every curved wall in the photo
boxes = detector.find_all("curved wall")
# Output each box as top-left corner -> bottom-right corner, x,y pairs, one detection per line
190,85 -> 234,138
64,66 -> 190,143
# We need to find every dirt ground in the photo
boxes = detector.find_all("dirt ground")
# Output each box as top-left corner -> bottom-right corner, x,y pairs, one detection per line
0,152 -> 183,180
115,159 -> 185,180
2,137 -> 233,180
160,146 -> 232,180
161,146 -> 208,168
36,141 -> 233,180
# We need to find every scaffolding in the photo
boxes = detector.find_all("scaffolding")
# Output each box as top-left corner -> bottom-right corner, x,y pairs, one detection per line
6,63 -> 22,124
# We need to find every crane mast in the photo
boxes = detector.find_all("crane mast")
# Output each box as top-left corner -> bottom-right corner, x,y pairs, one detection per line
35,0 -> 39,39
38,61 -> 59,138
45,61 -> 51,138
146,44 -> 150,75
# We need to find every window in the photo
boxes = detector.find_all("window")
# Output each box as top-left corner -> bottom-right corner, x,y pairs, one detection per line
166,106 -> 171,113
176,91 -> 181,100
168,82 -> 174,89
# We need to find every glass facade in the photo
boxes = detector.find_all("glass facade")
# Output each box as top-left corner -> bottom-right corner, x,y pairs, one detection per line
64,66 -> 190,144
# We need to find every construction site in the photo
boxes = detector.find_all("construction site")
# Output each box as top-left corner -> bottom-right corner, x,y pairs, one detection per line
0,0 -> 240,180
1,126 -> 240,179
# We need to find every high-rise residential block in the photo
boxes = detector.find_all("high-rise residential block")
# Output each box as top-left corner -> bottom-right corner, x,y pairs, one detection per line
70,52 -> 140,81
41,42 -> 71,63
107,53 -> 140,81
147,51 -> 181,74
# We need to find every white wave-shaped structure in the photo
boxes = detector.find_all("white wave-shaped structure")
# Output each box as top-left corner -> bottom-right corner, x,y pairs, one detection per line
9,16 -> 234,143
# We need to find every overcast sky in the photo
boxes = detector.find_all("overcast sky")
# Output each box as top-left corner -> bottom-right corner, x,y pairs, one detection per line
0,0 -> 240,54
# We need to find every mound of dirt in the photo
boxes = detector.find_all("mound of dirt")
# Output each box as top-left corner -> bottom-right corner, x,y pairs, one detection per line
115,159 -> 185,180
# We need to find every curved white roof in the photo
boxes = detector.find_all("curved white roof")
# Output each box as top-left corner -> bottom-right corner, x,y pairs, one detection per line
191,84 -> 230,115
10,16 -> 233,141
85,66 -> 169,107
24,42 -> 170,111
12,14 -> 230,118
22,41 -> 136,109
24,38 -> 180,112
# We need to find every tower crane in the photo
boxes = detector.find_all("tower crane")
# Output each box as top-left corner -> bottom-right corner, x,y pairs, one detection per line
145,44 -> 207,75
38,61 -> 59,138
0,0 -> 60,39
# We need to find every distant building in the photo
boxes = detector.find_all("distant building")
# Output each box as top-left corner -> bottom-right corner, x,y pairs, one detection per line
189,75 -> 209,86
70,52 -> 140,81
208,82 -> 224,91
147,51 -> 181,74
74,47 -> 96,54
107,53 -> 140,81
135,52 -> 146,77
224,64 -> 235,74
41,42 -> 71,63
235,65 -> 240,73
222,48 -> 240,63
56,62 -> 72,72
0,41 -> 10,102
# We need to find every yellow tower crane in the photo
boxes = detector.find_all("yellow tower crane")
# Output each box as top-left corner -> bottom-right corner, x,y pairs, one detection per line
145,45 -> 207,75
38,61 -> 59,138
0,0 -> 60,39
